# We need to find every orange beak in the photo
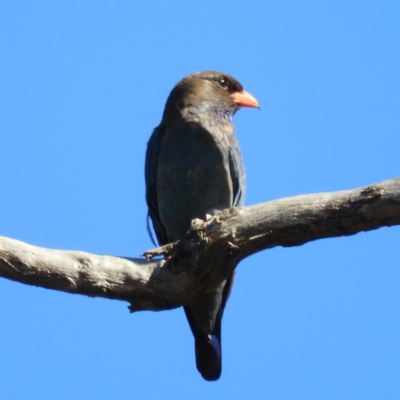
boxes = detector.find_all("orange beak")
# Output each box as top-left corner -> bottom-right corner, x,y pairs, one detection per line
230,90 -> 260,109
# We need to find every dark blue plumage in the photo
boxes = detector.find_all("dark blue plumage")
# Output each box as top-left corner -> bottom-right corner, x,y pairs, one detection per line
145,70 -> 259,381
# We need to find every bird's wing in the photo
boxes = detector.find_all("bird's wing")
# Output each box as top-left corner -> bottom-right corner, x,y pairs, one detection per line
145,126 -> 168,246
228,136 -> 246,207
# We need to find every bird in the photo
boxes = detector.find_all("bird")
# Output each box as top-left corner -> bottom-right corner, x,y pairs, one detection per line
145,70 -> 259,381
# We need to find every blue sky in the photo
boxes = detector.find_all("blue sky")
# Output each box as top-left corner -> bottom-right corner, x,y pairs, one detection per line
1,1 -> 399,399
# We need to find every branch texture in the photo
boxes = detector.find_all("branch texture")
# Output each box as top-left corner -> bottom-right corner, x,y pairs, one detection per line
1,178 -> 399,311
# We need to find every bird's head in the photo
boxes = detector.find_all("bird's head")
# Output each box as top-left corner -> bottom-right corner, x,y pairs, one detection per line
161,70 -> 259,126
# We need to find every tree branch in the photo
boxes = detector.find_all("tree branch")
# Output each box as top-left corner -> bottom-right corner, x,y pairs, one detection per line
1,178 -> 399,312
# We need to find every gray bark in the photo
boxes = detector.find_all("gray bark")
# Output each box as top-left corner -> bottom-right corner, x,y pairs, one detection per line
1,178 -> 399,312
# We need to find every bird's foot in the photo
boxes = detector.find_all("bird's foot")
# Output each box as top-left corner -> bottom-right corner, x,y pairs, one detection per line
191,214 -> 215,231
142,241 -> 178,261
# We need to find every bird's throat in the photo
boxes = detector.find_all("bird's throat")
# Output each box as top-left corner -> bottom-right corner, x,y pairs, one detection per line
215,110 -> 233,122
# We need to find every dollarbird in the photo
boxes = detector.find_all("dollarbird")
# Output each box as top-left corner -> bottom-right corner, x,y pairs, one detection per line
145,70 -> 259,381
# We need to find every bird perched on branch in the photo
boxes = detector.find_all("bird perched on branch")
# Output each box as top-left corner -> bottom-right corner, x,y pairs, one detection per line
145,70 -> 259,381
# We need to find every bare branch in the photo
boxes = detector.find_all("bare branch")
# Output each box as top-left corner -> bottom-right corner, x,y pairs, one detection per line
1,178 -> 399,312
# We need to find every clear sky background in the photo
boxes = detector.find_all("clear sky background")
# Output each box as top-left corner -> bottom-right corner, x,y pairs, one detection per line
1,2 -> 399,399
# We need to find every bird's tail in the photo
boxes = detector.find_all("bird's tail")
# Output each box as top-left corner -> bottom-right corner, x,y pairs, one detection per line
184,303 -> 223,382
184,272 -> 234,381
194,333 -> 222,381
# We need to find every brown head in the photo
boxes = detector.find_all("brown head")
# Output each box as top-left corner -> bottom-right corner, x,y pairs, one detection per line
161,70 -> 259,126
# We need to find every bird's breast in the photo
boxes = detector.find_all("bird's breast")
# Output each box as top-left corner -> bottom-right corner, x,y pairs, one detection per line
156,121 -> 239,242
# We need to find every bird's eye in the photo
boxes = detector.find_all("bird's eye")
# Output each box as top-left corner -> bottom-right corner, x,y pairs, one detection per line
217,77 -> 229,89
